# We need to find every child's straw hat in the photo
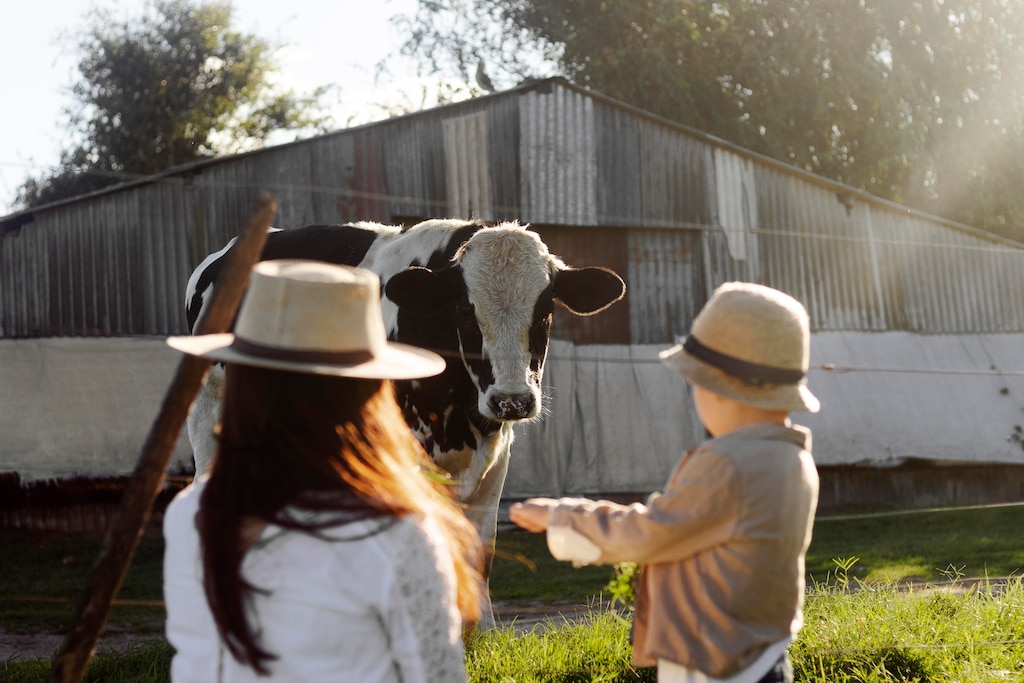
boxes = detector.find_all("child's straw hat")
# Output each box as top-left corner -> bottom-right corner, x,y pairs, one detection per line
167,259 -> 445,380
659,282 -> 819,413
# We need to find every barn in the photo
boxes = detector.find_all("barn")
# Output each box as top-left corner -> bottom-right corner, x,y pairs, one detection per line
3,76 -> 1024,528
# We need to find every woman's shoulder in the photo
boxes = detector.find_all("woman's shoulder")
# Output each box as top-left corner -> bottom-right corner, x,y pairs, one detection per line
392,513 -> 444,546
340,513 -> 440,551
270,512 -> 437,555
327,514 -> 449,569
377,516 -> 457,594
277,514 -> 453,599
163,479 -> 205,532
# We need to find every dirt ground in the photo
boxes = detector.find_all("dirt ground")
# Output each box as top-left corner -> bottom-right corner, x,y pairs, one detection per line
0,601 -> 600,664
0,625 -> 163,665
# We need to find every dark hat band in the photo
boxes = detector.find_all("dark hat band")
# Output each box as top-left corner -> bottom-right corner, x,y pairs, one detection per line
231,337 -> 375,366
683,335 -> 804,386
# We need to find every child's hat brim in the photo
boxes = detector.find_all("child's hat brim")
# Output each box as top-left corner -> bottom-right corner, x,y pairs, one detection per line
660,341 -> 820,413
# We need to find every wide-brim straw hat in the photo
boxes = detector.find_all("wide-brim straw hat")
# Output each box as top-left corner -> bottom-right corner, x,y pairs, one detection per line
659,282 -> 819,413
167,259 -> 445,380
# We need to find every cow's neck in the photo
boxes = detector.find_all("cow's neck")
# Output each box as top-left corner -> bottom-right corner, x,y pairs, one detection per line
394,378 -> 500,453
430,423 -> 512,504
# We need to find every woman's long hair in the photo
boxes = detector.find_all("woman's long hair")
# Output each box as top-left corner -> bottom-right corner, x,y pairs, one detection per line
196,363 -> 483,673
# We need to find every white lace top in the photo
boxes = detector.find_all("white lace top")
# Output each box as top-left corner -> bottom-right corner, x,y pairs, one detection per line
163,482 -> 467,683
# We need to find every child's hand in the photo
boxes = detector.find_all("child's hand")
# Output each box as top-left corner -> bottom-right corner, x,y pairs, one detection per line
509,498 -> 558,533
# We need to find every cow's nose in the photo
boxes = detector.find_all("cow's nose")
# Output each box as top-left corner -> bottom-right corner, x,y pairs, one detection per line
489,393 -> 536,420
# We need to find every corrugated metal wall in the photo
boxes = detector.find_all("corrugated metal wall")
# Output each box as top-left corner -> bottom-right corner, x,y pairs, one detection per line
3,78 -> 1023,341
626,228 -> 706,343
534,225 -> 632,344
699,153 -> 1024,334
1,181 -> 200,336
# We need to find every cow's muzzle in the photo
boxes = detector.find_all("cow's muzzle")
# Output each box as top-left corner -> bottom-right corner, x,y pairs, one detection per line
488,392 -> 536,420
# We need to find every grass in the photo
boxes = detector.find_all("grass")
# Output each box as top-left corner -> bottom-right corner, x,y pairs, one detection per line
10,583 -> 1024,682
0,528 -> 165,636
3,503 -> 1024,680
466,577 -> 1024,682
490,529 -> 612,603
2,640 -> 173,683
490,503 -> 1024,605
806,504 -> 1024,583
466,609 -> 654,682
792,575 -> 1024,681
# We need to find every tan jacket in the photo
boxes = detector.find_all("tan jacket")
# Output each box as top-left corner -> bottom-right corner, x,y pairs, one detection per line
547,422 -> 818,677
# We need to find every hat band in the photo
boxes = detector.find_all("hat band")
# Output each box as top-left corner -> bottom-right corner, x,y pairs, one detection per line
684,335 -> 804,386
231,337 -> 375,366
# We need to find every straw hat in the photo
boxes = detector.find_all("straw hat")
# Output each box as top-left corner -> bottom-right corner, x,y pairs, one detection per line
659,282 -> 819,413
167,260 -> 445,379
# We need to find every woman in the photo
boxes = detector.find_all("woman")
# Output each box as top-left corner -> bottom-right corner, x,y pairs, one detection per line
163,260 -> 482,682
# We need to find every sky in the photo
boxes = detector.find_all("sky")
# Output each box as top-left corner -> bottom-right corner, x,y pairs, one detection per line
0,0 -> 432,217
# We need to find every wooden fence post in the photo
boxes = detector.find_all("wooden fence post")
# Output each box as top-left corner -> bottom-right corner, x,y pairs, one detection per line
48,194 -> 276,683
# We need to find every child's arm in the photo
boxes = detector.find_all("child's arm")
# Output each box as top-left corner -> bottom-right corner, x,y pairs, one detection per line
511,497 -> 616,567
511,450 -> 739,566
508,498 -> 556,532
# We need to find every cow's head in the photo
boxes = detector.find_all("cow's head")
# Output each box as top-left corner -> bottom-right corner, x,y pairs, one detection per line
385,223 -> 625,423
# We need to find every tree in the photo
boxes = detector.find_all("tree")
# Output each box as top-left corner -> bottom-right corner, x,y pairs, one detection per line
392,0 -> 1024,241
16,0 -> 331,209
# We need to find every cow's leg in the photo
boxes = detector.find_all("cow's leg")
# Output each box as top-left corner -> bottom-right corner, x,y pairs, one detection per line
186,365 -> 225,477
460,437 -> 511,630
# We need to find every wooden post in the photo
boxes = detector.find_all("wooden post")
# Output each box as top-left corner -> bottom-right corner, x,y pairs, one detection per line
48,194 -> 277,683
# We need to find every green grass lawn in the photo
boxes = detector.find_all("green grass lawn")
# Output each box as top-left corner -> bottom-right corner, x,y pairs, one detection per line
490,527 -> 613,603
806,503 -> 1024,583
0,528 -> 166,636
490,503 -> 1024,604
3,503 -> 1024,636
3,502 -> 1024,681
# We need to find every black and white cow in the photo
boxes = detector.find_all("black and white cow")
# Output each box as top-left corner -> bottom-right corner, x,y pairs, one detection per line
184,219 -> 625,624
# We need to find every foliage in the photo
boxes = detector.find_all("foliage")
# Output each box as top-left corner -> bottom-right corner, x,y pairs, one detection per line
16,0 -> 330,210
603,562 -> 639,610
393,0 -> 1024,241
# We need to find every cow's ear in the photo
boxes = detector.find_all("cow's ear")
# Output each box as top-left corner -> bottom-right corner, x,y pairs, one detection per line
385,266 -> 461,313
553,266 -> 626,316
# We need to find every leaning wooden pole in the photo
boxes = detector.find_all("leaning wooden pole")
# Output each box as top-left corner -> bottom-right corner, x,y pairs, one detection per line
48,194 -> 276,683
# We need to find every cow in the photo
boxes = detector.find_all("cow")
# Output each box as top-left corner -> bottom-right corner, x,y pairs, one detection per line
183,218 -> 626,626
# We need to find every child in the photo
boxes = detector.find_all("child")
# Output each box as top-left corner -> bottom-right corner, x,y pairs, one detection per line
510,282 -> 820,683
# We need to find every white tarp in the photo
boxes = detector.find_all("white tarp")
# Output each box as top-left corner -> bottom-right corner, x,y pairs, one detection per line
507,332 -> 1024,497
801,331 -> 1024,467
506,341 -> 703,497
4,332 -> 1024,490
0,337 -> 192,482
